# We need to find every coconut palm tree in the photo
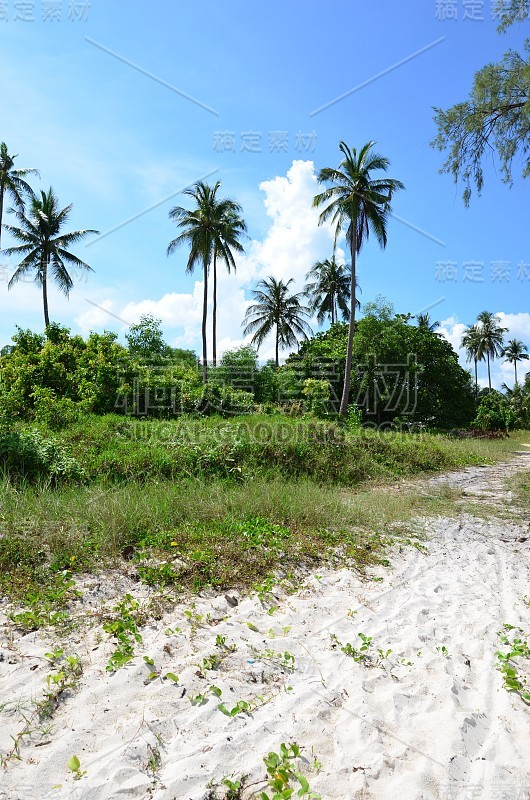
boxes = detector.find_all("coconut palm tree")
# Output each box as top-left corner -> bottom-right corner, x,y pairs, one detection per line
461,324 -> 483,396
476,311 -> 507,390
211,201 -> 247,366
502,339 -> 529,386
3,187 -> 98,328
167,181 -> 246,380
167,181 -> 217,382
416,312 -> 440,332
314,141 -> 404,416
242,277 -> 312,367
304,257 -> 358,325
0,142 -> 39,248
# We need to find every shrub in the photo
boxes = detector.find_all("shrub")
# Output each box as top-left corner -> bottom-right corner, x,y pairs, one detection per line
0,426 -> 83,483
32,388 -> 83,430
302,378 -> 331,417
473,392 -> 516,431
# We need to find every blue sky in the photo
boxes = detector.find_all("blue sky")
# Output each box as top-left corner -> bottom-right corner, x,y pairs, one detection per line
1,0 -> 528,387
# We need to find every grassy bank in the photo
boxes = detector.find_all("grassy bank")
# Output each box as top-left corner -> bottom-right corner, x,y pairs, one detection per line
0,413 -> 523,485
0,415 -> 527,628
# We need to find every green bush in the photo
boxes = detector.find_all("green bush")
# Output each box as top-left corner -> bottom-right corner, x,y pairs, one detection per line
302,378 -> 331,417
32,387 -> 83,430
0,426 -> 84,483
473,392 -> 516,431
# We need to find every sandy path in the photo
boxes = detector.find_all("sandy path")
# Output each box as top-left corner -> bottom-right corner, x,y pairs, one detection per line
1,453 -> 529,800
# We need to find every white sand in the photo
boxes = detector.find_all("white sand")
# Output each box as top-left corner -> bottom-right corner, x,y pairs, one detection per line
1,454 -> 529,800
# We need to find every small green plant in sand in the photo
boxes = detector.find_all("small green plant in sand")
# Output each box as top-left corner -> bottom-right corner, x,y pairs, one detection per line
38,653 -> 82,719
103,594 -> 144,672
8,570 -> 79,632
436,645 -> 449,657
184,606 -> 208,639
260,742 -> 321,799
221,776 -> 246,799
216,634 -> 237,653
496,625 -> 530,704
67,754 -> 87,780
217,699 -> 254,718
331,632 -> 393,667
145,743 -> 162,777
331,632 -> 372,663
215,742 -> 320,799
268,626 -> 291,639
1,651 -> 82,767
189,691 -> 209,706
251,646 -> 296,673
143,655 -> 162,683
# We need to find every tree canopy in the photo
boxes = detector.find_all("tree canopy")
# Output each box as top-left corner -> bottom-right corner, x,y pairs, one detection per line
432,7 -> 530,203
289,302 -> 475,428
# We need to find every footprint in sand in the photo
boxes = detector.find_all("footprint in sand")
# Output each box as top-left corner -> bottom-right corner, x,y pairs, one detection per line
461,712 -> 489,758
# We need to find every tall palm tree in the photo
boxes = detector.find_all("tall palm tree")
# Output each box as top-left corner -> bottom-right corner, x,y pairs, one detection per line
502,339 -> 529,386
167,181 -> 218,383
476,310 -> 507,390
211,201 -> 247,367
0,142 -> 39,248
461,324 -> 484,396
416,312 -> 440,332
242,276 -> 312,367
3,188 -> 98,328
167,181 -> 246,380
314,141 -> 404,416
304,257 -> 357,325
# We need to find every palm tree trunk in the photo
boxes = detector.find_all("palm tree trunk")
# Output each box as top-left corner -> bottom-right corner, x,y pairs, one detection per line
331,293 -> 335,325
42,255 -> 50,329
515,360 -> 518,386
339,232 -> 357,417
212,247 -> 218,367
202,263 -> 208,383
474,358 -> 478,398
275,325 -> 279,369
487,352 -> 491,391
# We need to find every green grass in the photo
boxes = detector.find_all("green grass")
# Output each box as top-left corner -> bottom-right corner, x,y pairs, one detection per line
508,467 -> 530,507
1,415 -> 527,628
4,413 -> 526,485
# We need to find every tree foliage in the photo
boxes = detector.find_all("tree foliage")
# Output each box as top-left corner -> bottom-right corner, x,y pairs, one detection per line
0,141 -> 39,249
3,188 -> 98,327
242,277 -> 312,367
125,314 -> 172,364
432,8 -> 530,203
289,303 -> 475,428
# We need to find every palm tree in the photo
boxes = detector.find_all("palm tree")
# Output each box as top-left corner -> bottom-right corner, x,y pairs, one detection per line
3,188 -> 98,328
242,277 -> 312,367
167,181 -> 217,383
0,142 -> 39,249
502,339 -> 529,386
314,141 -> 404,416
167,181 -> 246,380
476,310 -> 507,390
461,324 -> 483,396
304,257 -> 357,325
211,201 -> 247,366
416,312 -> 440,332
